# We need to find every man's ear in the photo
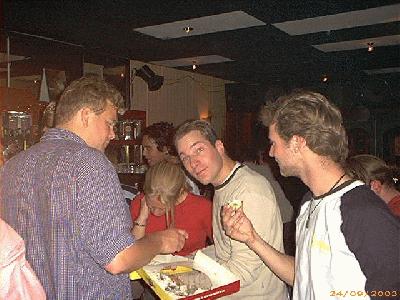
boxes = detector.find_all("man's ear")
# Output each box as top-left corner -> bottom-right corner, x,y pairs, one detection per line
215,139 -> 224,154
290,135 -> 305,153
80,107 -> 92,128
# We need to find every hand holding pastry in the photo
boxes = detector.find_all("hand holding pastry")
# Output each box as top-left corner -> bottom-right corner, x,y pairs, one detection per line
221,205 -> 256,245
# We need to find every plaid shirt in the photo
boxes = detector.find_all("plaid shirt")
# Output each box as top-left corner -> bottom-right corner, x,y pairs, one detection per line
1,128 -> 135,299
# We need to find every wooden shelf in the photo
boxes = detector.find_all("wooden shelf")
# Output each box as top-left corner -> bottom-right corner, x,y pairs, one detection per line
108,139 -> 141,147
121,110 -> 146,120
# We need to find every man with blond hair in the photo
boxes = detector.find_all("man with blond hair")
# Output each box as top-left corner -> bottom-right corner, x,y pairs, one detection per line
1,76 -> 187,299
222,90 -> 399,299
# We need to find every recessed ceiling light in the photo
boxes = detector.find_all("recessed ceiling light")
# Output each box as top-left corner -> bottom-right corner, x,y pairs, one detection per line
183,26 -> 194,33
367,42 -> 374,52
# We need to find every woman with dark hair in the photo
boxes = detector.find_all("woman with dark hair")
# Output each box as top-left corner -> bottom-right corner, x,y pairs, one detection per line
141,122 -> 176,166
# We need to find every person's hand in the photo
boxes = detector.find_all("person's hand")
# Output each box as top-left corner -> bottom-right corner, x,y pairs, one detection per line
221,205 -> 256,245
137,196 -> 150,224
150,228 -> 188,254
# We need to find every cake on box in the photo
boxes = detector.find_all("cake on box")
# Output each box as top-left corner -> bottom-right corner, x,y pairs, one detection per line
134,250 -> 240,299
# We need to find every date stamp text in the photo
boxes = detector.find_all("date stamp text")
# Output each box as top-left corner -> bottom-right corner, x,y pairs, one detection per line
330,290 -> 399,297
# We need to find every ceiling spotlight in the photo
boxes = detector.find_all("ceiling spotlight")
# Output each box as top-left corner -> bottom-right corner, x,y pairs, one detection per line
192,61 -> 197,70
133,65 -> 164,91
183,26 -> 194,34
322,75 -> 328,82
367,42 -> 374,52
120,73 -> 125,78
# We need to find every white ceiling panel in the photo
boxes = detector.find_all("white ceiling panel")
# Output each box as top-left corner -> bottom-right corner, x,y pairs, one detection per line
133,11 -> 265,39
151,55 -> 233,67
272,4 -> 400,36
364,67 -> 400,75
313,35 -> 400,52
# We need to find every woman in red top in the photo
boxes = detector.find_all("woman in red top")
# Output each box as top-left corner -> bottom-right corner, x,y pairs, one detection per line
346,154 -> 400,217
131,160 -> 213,256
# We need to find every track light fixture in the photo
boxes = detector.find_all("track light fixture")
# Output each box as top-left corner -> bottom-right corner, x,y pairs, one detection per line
132,65 -> 164,91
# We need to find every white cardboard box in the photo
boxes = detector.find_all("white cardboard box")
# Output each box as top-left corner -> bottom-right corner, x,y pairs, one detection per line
133,251 -> 240,300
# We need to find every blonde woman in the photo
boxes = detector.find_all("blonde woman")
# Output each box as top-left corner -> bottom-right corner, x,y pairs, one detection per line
346,154 -> 400,217
130,160 -> 212,256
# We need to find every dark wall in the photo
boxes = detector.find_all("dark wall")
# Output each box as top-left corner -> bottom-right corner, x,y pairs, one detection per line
225,83 -> 266,113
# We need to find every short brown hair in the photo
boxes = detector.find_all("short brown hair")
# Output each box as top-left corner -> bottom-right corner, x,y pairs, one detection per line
143,160 -> 189,227
260,90 -> 348,164
174,119 -> 218,148
55,76 -> 124,125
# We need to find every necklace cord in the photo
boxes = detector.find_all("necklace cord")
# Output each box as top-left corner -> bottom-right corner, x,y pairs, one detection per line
306,173 -> 346,228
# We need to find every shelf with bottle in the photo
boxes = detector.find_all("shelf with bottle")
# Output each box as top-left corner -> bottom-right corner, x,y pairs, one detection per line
1,110 -> 35,162
109,110 -> 146,145
105,110 -> 147,177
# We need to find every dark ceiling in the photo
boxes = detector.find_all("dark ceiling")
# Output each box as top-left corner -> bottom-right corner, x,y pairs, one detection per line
2,0 -> 400,109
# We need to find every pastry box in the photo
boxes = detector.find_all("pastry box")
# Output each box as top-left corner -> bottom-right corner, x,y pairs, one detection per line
130,250 -> 240,299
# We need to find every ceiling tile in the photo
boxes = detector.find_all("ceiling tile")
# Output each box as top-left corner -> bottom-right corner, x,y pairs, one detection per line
151,55 -> 233,67
313,34 -> 400,52
133,11 -> 266,40
364,67 -> 400,74
272,4 -> 400,36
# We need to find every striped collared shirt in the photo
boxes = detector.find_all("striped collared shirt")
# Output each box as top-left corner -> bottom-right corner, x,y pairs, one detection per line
1,128 -> 135,299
